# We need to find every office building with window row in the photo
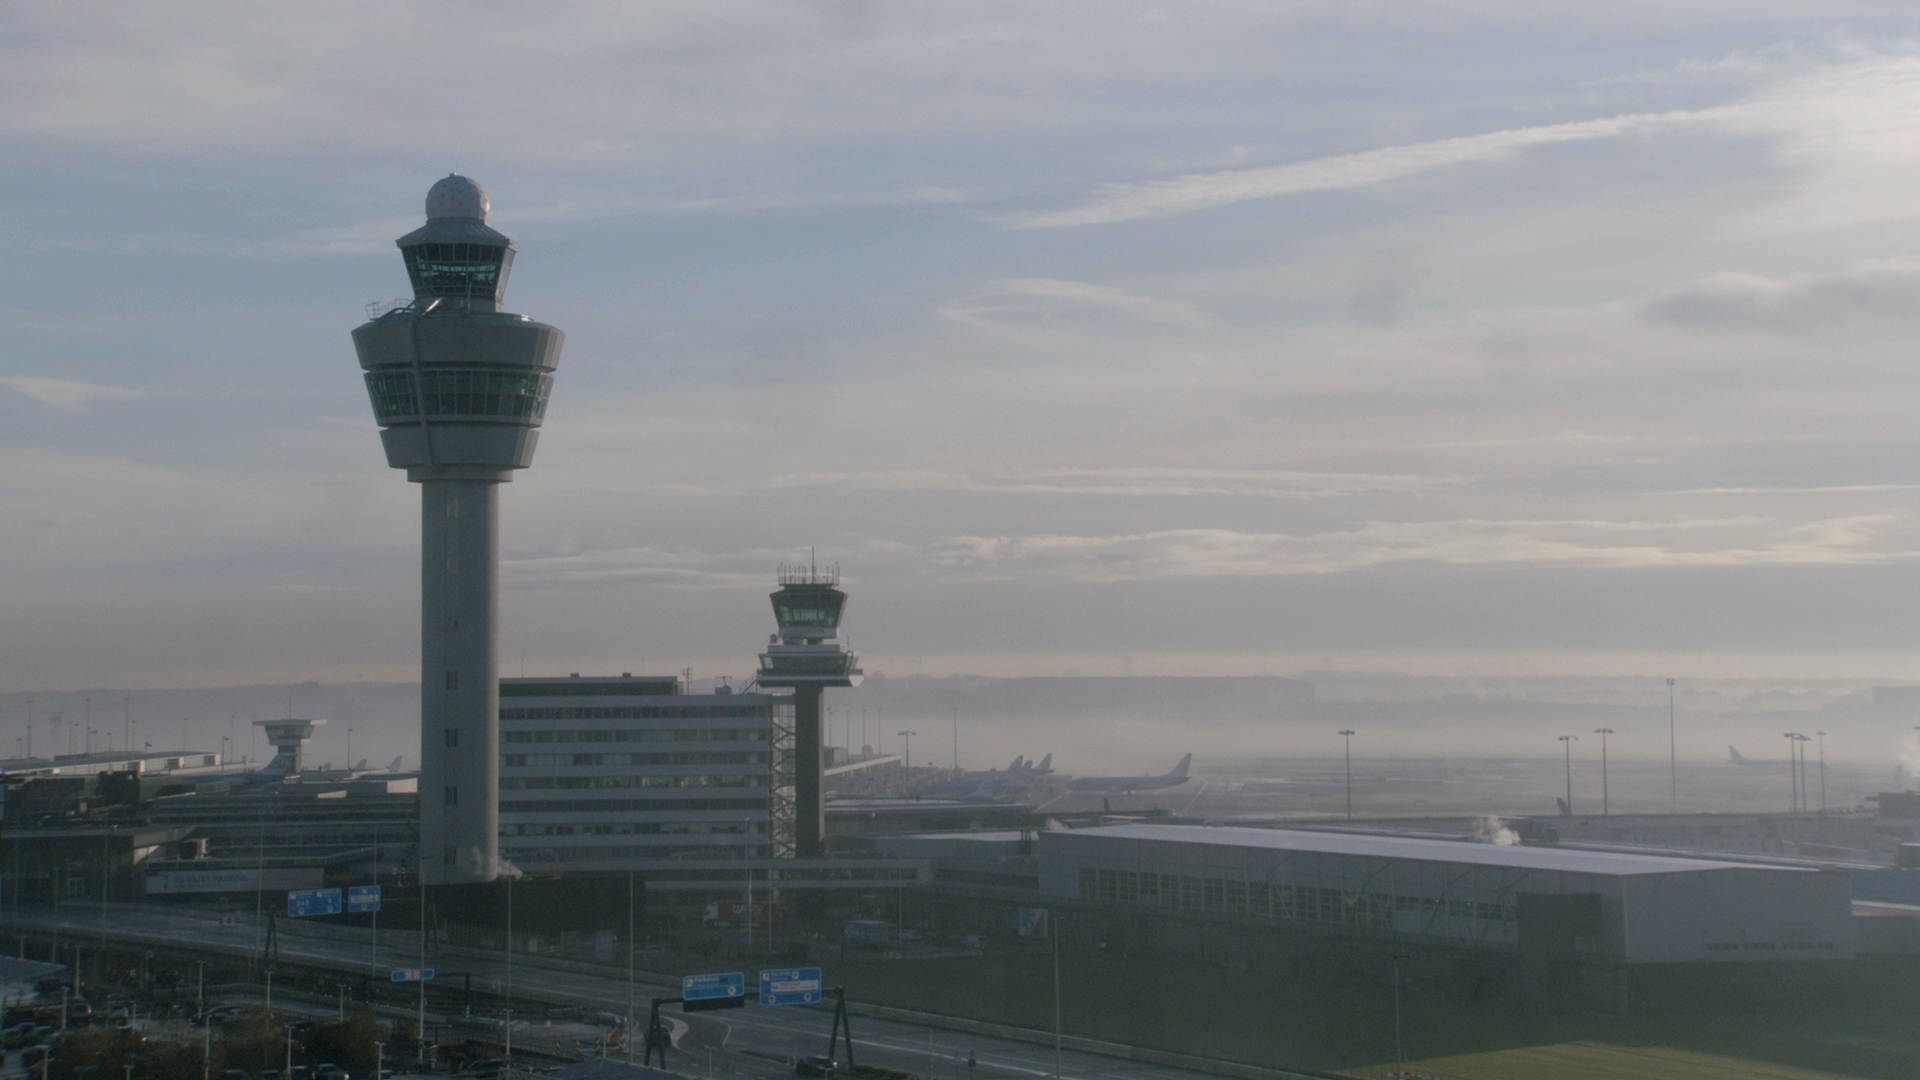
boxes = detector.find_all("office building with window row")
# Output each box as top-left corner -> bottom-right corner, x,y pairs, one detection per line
496,675 -> 796,872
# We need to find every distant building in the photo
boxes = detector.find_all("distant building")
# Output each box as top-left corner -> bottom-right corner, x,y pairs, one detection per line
0,749 -> 222,780
1872,686 -> 1920,710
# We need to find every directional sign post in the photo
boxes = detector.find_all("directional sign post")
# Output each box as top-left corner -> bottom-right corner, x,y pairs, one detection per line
390,968 -> 435,983
287,887 -> 342,917
681,972 -> 746,1012
758,967 -> 822,1006
348,885 -> 382,913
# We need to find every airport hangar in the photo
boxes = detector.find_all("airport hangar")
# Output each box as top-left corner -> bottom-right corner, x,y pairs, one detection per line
882,822 -> 1857,1010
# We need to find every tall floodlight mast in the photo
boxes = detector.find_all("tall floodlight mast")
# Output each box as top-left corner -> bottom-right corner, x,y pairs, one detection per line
353,176 -> 564,891
758,562 -> 862,859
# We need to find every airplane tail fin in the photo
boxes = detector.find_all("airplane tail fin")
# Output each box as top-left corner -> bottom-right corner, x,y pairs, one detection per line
1011,755 -> 1025,771
1556,797 -> 1570,816
388,755 -> 403,772
355,758 -> 368,771
1729,746 -> 1747,764
1036,753 -> 1052,773
1171,753 -> 1192,778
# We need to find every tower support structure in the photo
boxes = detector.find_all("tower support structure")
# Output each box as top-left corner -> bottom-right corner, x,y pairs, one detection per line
757,564 -> 861,859
352,175 -> 564,888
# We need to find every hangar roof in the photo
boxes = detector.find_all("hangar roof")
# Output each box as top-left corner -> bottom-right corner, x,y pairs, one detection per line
1050,823 -> 1808,877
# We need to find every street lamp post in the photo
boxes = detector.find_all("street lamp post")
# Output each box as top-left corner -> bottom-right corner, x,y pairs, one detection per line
1793,735 -> 1806,813
1338,730 -> 1356,820
1666,678 -> 1677,813
1783,733 -> 1800,813
1593,729 -> 1614,815
1817,731 -> 1826,815
1558,735 -> 1578,815
898,730 -> 918,775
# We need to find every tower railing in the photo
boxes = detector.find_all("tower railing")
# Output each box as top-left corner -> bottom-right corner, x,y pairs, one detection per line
776,563 -> 839,586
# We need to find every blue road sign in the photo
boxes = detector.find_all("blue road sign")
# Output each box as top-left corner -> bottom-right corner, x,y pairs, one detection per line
348,885 -> 382,913
390,968 -> 435,983
287,888 -> 342,917
758,967 -> 822,1006
682,972 -> 746,1012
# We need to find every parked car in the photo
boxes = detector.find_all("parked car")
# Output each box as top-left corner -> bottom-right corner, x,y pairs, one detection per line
793,1055 -> 840,1077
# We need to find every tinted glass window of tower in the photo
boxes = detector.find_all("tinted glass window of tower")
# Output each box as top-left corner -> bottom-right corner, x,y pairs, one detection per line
403,243 -> 507,296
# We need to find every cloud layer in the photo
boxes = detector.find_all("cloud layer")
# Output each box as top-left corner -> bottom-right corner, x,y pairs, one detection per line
7,7 -> 1920,690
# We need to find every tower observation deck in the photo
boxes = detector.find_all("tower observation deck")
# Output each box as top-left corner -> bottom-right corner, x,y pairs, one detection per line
757,563 -> 861,857
352,176 -> 564,888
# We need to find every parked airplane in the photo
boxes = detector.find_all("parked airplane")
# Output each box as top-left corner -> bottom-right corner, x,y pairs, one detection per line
908,754 -> 1049,800
1728,746 -> 1792,774
907,752 -> 1056,800
1068,753 -> 1192,793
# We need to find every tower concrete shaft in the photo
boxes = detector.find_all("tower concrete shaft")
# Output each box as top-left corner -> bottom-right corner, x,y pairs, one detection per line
353,176 -> 563,886
419,479 -> 500,882
791,687 -> 825,856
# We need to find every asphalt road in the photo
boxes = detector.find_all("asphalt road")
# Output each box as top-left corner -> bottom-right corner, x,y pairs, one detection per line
5,903 -> 1282,1080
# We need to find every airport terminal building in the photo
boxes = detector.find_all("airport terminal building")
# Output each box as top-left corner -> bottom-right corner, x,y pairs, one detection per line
1041,824 -> 1853,966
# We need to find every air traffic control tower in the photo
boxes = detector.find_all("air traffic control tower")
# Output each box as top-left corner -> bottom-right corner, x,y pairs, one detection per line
352,176 -> 564,890
758,565 -> 862,857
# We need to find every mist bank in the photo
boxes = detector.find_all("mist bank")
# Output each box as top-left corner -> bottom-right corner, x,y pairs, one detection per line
828,674 -> 1920,776
2,672 -> 1916,780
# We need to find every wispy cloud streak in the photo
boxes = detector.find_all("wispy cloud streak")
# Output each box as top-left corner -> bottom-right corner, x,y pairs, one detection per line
932,515 -> 1907,581
1008,108 -> 1724,228
0,376 -> 144,410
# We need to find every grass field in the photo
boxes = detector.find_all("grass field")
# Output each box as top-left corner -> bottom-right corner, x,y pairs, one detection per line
822,952 -> 1920,1080
1343,1041 -> 1870,1080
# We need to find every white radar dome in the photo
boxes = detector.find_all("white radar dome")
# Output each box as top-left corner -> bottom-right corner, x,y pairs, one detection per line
425,174 -> 489,221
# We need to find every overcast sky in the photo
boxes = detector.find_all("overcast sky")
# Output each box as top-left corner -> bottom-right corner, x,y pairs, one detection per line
8,2 -> 1920,691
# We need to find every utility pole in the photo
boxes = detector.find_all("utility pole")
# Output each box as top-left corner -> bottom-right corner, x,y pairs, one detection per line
1391,954 -> 1408,1080
627,870 -> 636,1068
418,878 -> 429,1066
1052,911 -> 1062,1080
505,870 -> 514,1064
898,731 -> 917,776
1339,730 -> 1356,820
1593,728 -> 1614,815
1558,736 -> 1578,815
1667,678 -> 1677,813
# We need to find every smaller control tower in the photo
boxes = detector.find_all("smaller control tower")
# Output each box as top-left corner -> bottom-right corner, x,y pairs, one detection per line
253,718 -> 323,776
757,562 -> 861,857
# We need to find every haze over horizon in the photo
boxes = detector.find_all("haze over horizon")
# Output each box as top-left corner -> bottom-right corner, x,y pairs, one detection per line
9,5 -> 1920,693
